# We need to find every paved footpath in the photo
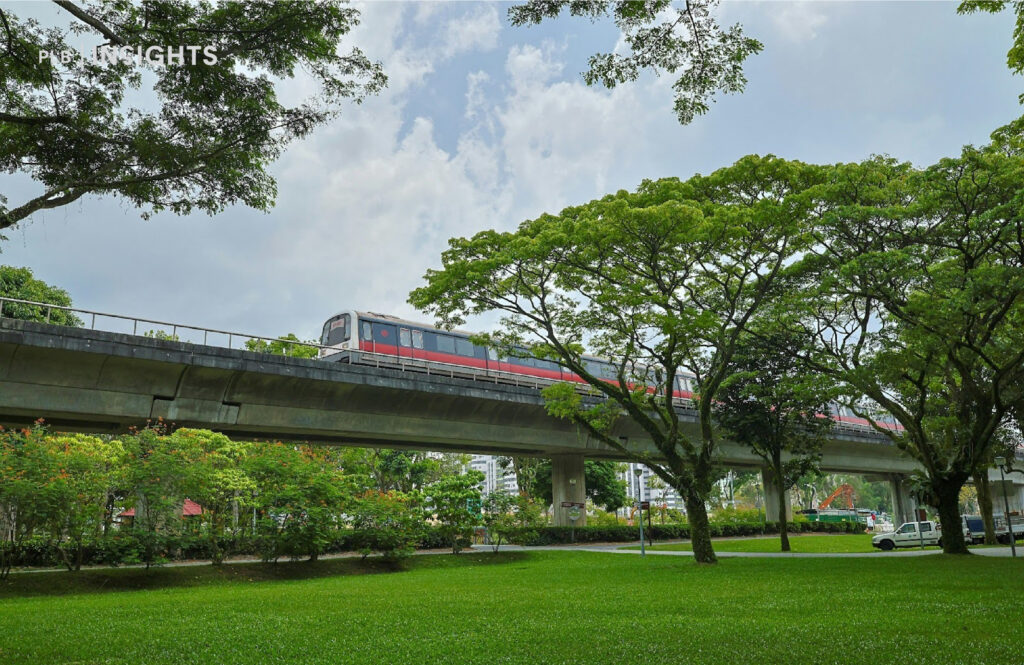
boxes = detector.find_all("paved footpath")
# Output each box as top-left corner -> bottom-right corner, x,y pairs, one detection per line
472,542 -> 1021,558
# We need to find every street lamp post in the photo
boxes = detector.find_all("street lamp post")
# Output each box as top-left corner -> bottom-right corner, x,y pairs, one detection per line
994,456 -> 1017,558
633,466 -> 645,558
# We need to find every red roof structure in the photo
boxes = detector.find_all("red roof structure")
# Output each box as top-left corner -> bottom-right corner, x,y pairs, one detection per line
120,498 -> 204,518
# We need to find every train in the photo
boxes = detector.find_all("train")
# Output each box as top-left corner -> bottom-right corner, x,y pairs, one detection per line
318,310 -> 900,432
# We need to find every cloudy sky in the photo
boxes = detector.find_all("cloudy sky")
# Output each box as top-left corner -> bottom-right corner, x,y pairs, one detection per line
2,1 -> 1021,342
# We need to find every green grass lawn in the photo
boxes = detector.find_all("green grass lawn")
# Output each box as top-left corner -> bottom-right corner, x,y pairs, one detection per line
623,533 -> 883,553
2,551 -> 1022,664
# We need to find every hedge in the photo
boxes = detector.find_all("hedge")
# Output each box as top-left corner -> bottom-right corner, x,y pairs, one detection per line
507,520 -> 863,546
2,521 -> 864,569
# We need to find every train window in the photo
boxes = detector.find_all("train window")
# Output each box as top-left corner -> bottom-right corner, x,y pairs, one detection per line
487,348 -> 498,361
412,330 -> 424,349
437,335 -> 455,354
455,338 -> 474,357
362,322 -> 371,340
322,315 -> 350,345
399,328 -> 411,347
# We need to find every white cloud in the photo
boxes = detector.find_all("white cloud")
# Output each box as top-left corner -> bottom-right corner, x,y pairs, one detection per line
769,1 -> 828,43
3,0 -> 1017,341
496,44 -> 677,220
465,70 -> 490,120
505,43 -> 565,93
439,4 -> 501,59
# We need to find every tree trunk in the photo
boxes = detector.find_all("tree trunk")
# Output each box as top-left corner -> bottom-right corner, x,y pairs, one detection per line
684,489 -> 717,564
777,475 -> 791,553
974,473 -> 997,545
936,485 -> 969,555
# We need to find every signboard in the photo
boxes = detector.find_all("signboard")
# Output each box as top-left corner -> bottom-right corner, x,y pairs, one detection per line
560,501 -> 585,508
640,501 -> 650,510
567,505 -> 582,522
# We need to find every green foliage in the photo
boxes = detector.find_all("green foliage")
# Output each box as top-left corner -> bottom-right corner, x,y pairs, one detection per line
425,471 -> 484,554
411,155 -> 827,564
177,430 -> 256,565
349,491 -> 426,561
143,330 -> 180,341
531,459 -> 628,513
0,1 -> 385,231
715,330 -> 834,550
508,1 -> 762,124
586,509 -> 623,527
482,493 -> 544,552
244,334 -> 319,359
120,424 -> 204,569
788,144 -> 1024,553
0,266 -> 81,326
343,448 -> 465,493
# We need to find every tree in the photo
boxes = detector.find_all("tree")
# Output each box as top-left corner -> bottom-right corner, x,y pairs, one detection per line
715,331 -> 834,552
532,459 -> 628,514
496,455 -> 544,499
508,1 -> 762,124
425,471 -> 484,554
120,423 -> 203,568
0,1 -> 385,232
40,432 -> 123,571
343,448 -> 448,494
789,144 -> 1024,554
0,423 -> 62,579
277,446 -> 350,562
245,334 -> 319,359
242,441 -> 311,563
0,266 -> 81,325
349,490 -> 425,562
410,155 -> 823,564
481,491 -> 517,552
177,429 -> 255,565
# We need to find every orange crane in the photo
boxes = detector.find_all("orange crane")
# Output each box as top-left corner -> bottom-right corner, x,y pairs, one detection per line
819,483 -> 856,510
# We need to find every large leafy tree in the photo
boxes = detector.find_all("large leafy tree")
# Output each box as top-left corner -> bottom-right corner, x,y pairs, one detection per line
0,265 -> 81,325
789,143 -> 1024,554
509,1 -> 762,124
0,0 -> 385,232
410,156 -> 823,564
715,331 -> 834,552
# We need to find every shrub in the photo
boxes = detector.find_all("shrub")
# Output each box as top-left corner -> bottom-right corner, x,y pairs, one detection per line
425,472 -> 484,554
349,491 -> 425,561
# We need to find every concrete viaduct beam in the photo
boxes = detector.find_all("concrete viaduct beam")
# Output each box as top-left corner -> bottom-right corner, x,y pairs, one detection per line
0,319 -> 921,477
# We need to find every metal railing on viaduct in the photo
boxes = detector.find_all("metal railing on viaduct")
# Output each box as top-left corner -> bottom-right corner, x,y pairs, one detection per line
0,296 -> 915,467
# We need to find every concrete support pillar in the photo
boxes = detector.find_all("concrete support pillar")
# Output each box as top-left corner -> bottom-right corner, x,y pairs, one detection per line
552,455 -> 587,526
762,467 -> 793,522
890,475 -> 914,525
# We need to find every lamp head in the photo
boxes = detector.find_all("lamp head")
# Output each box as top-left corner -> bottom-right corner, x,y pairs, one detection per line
995,456 -> 1006,467
633,467 -> 643,478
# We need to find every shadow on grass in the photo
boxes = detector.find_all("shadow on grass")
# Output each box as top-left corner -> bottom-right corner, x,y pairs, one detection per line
0,551 -> 532,599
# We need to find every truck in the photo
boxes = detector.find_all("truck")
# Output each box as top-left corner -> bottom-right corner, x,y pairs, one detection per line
962,514 -> 1024,545
871,520 -> 942,550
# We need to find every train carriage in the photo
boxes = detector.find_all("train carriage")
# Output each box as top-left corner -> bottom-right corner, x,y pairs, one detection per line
318,310 -> 898,431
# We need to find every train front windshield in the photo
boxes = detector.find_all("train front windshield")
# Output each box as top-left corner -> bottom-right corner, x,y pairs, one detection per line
321,314 -> 351,346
